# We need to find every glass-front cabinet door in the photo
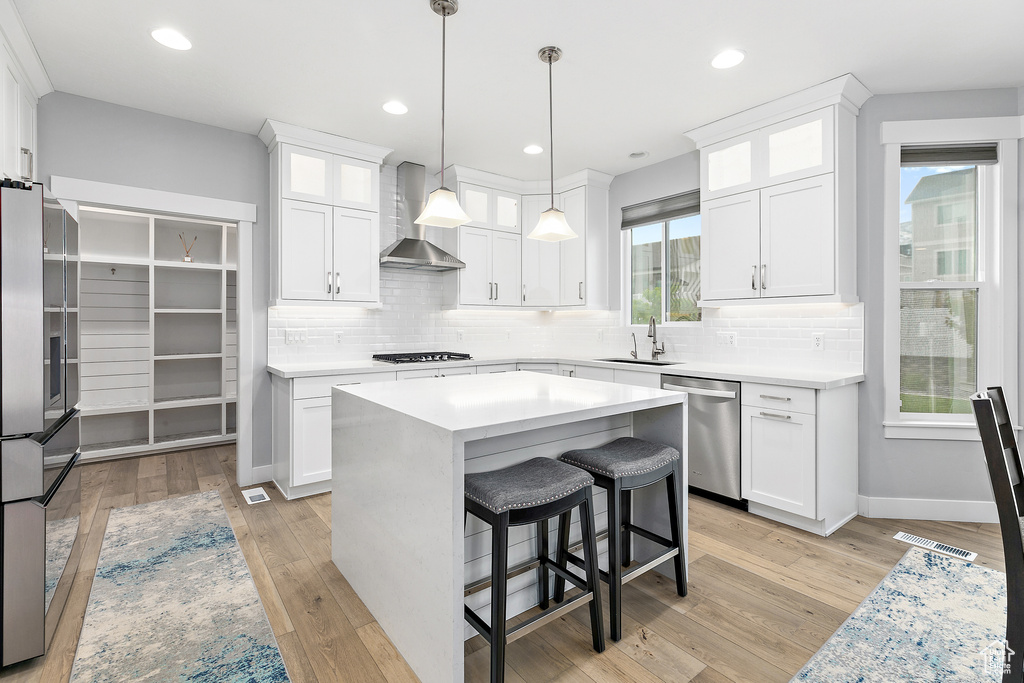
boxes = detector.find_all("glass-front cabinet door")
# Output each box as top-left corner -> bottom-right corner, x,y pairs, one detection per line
702,131 -> 760,201
761,108 -> 835,188
281,144 -> 334,205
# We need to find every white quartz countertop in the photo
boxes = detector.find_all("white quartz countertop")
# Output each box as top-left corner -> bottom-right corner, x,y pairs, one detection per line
332,371 -> 686,439
269,355 -> 863,390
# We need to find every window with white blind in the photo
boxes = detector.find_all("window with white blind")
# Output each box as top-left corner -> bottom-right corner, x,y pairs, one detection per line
621,190 -> 701,324
882,119 -> 1019,439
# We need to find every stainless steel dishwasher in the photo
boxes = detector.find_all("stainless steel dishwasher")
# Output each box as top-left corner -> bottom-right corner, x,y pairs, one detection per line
661,375 -> 743,503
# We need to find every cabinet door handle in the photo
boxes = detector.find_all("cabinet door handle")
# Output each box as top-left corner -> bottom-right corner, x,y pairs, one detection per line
335,272 -> 341,292
327,271 -> 332,294
761,264 -> 767,290
20,148 -> 30,181
759,411 -> 791,421
759,394 -> 792,402
523,284 -> 526,303
494,282 -> 498,300
578,281 -> 583,300
752,265 -> 757,291
488,282 -> 493,300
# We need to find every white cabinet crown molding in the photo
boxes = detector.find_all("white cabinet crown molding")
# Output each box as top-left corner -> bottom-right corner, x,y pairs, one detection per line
0,0 -> 51,99
448,164 -> 614,196
684,73 -> 872,149
259,119 -> 393,164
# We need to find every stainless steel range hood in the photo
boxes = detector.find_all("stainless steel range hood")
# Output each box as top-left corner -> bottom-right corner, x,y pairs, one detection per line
379,162 -> 465,271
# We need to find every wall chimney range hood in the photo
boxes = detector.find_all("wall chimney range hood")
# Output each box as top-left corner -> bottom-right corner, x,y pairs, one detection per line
379,162 -> 466,272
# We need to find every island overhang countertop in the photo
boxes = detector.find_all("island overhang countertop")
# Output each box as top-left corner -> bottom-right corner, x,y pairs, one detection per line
333,370 -> 689,440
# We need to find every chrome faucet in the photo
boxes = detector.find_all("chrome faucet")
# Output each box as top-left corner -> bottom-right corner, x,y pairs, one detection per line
630,332 -> 638,359
648,316 -> 665,359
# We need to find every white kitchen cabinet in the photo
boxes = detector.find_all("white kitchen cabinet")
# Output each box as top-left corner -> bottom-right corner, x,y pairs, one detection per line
459,183 -> 520,234
280,201 -> 379,303
261,120 -> 392,306
397,366 -> 477,380
18,91 -> 33,181
517,362 -> 558,374
573,365 -> 615,383
454,226 -> 521,307
687,75 -> 868,306
477,363 -> 518,374
559,186 -> 587,306
613,369 -> 662,388
521,194 -> 560,307
739,381 -> 858,536
292,396 -> 333,487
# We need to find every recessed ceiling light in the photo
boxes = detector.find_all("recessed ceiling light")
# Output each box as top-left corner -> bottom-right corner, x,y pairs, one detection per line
629,151 -> 649,160
383,100 -> 408,115
711,49 -> 745,69
523,144 -> 543,155
151,28 -> 192,51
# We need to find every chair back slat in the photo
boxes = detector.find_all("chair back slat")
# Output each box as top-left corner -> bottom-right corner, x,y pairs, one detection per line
972,388 -> 1024,683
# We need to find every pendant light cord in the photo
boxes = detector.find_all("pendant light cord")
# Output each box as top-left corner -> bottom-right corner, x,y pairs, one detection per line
548,56 -> 554,209
440,11 -> 447,189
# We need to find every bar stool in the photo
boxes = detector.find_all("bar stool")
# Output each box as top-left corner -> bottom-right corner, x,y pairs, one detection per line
556,437 -> 686,641
464,457 -> 605,683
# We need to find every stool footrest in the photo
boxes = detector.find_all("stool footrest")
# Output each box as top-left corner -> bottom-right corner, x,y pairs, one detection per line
624,522 -> 674,549
507,591 -> 594,644
549,561 -> 588,593
464,604 -> 492,644
621,547 -> 679,586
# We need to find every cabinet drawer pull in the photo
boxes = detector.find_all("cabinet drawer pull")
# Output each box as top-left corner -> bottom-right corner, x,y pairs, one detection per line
335,272 -> 340,292
488,282 -> 493,300
752,265 -> 756,290
759,394 -> 791,402
523,284 -> 526,302
494,282 -> 498,300
759,411 -> 791,420
578,281 -> 583,300
327,271 -> 332,294
761,264 -> 767,290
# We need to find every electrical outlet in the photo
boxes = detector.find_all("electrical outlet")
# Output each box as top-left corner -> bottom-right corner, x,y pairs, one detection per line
457,329 -> 464,343
597,329 -> 604,342
285,328 -> 307,345
335,331 -> 344,344
812,332 -> 825,351
298,330 -> 308,344
505,328 -> 511,341
716,331 -> 737,348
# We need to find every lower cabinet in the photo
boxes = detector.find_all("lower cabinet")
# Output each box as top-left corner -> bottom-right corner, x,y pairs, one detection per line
291,396 -> 332,488
740,381 -> 858,536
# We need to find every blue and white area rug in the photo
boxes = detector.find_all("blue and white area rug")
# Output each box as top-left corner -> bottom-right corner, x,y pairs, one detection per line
70,491 -> 290,682
793,547 -> 1006,682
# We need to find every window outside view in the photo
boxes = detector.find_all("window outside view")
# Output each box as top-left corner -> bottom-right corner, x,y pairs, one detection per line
898,165 -> 978,414
630,214 -> 701,324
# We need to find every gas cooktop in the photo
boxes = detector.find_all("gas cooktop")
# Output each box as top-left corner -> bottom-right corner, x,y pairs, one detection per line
372,352 -> 473,364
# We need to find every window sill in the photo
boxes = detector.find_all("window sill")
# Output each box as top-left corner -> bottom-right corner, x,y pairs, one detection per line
883,420 -> 979,441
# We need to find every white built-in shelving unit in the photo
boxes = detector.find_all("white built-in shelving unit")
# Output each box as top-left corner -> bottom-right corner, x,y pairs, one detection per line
75,206 -> 238,459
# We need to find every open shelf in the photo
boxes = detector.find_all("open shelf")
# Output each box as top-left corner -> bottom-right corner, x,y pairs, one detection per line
154,357 -> 222,403
81,411 -> 149,450
153,404 -> 222,443
79,210 -> 150,262
154,266 -> 222,309
226,401 -> 237,435
154,312 -> 221,355
154,218 -> 223,265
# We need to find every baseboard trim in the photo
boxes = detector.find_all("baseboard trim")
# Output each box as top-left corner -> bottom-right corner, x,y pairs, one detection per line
858,495 -> 998,523
249,464 -> 274,487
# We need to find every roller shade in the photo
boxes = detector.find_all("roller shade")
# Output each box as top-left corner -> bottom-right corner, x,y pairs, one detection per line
901,143 -> 998,167
621,189 -> 700,230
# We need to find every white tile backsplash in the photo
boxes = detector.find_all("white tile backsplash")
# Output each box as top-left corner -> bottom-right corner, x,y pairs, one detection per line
268,165 -> 863,372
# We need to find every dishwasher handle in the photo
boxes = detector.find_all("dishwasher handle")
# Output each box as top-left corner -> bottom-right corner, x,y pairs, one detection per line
661,384 -> 736,399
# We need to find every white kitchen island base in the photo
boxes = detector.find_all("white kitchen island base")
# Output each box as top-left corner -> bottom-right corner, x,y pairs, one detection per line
331,372 -> 687,683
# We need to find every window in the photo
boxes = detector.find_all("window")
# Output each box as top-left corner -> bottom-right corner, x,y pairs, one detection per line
622,191 -> 700,324
882,121 -> 1018,440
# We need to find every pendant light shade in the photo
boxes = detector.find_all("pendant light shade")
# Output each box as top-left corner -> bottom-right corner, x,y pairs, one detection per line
416,186 -> 470,228
528,45 -> 577,242
417,0 -> 470,229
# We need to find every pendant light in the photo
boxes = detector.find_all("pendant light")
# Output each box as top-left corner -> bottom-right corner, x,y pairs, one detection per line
416,0 -> 471,229
528,46 -> 577,242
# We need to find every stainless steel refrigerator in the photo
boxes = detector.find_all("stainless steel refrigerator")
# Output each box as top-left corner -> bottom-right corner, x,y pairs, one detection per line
0,183 -> 82,667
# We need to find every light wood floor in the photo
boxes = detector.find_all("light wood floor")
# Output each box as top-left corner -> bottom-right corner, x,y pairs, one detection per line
2,445 -> 1004,683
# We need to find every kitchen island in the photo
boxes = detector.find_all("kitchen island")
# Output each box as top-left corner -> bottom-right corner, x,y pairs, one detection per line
331,371 -> 688,683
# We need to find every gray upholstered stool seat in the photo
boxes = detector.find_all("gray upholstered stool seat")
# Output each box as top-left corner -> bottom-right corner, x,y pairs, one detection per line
560,437 -> 679,479
465,457 -> 594,513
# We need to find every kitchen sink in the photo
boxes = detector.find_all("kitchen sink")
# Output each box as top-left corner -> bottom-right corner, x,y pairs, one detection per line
595,358 -> 683,366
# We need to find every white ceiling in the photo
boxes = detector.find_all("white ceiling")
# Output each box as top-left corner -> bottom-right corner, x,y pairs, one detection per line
14,0 -> 1024,180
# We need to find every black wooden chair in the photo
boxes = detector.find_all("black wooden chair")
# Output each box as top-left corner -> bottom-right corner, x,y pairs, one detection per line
971,387 -> 1024,683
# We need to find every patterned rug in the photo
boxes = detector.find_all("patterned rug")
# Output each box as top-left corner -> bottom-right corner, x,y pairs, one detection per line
793,547 -> 1006,682
71,491 -> 290,682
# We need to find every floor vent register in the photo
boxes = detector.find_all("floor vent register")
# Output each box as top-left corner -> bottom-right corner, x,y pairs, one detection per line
893,531 -> 977,562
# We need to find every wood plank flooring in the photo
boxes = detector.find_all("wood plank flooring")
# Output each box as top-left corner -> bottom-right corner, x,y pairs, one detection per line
1,445 -> 1004,682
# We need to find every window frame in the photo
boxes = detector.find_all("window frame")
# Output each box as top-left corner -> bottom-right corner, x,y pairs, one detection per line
881,118 -> 1019,440
621,208 -> 702,327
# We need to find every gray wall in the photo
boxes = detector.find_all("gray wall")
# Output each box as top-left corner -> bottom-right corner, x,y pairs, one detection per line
607,152 -> 700,308
37,92 -> 273,469
857,88 -> 1022,504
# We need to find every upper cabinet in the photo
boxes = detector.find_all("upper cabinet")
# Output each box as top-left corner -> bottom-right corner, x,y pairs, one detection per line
0,9 -> 50,184
443,166 -> 610,311
260,120 -> 392,306
687,74 -> 871,306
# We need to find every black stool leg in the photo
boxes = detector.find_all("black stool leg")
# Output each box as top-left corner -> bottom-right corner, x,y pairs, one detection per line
666,461 -> 687,597
537,519 -> 549,610
606,478 -> 623,641
553,509 -> 571,603
579,488 -> 606,653
620,488 -> 632,567
490,513 -> 509,683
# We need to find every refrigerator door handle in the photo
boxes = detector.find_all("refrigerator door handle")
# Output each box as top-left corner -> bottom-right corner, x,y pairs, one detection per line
38,450 -> 80,508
